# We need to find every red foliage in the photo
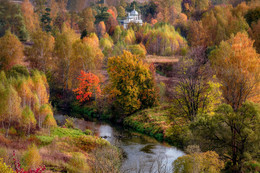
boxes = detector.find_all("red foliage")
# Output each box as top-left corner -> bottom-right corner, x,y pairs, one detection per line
13,151 -> 46,173
73,70 -> 101,102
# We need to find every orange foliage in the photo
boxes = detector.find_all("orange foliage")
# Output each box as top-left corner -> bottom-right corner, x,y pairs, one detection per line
73,71 -> 101,102
151,18 -> 158,25
107,9 -> 116,19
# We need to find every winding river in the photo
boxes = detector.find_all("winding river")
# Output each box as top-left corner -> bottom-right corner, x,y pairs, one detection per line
54,115 -> 184,173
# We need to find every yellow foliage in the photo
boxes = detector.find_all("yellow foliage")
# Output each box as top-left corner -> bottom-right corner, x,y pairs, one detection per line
0,31 -> 24,70
173,151 -> 224,173
210,32 -> 260,110
43,114 -> 57,129
67,153 -> 90,173
0,158 -> 14,173
21,0 -> 39,34
22,144 -> 42,170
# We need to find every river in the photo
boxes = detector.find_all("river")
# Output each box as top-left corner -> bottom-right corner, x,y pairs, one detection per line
54,115 -> 184,173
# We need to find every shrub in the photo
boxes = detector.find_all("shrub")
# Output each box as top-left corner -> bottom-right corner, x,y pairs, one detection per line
64,118 -> 75,129
43,114 -> 57,129
36,135 -> 54,145
74,136 -> 109,152
13,151 -> 45,173
67,153 -> 90,173
173,151 -> 224,173
0,158 -> 14,173
22,144 -> 42,170
127,44 -> 147,58
85,129 -> 92,135
89,146 -> 122,173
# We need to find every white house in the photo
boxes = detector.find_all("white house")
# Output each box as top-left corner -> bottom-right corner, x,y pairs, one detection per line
120,9 -> 143,29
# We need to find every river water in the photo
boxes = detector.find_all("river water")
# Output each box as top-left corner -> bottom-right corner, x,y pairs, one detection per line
54,115 -> 184,173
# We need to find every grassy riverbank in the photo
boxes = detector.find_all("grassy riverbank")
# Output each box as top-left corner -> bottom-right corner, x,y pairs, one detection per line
123,104 -> 191,148
0,126 -> 121,172
69,103 -> 191,149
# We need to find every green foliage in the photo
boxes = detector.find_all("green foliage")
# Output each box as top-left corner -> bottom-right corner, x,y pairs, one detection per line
36,135 -> 54,145
244,160 -> 260,172
172,48 -> 222,121
7,65 -> 30,79
36,126 -> 91,145
127,44 -> 147,59
124,28 -> 136,45
21,106 -> 36,134
245,7 -> 260,27
41,8 -> 52,32
124,105 -> 190,146
51,127 -> 85,138
84,129 -> 92,135
0,0 -> 28,40
107,51 -> 158,115
117,6 -> 126,18
100,35 -> 114,57
43,114 -> 57,128
144,24 -> 187,56
95,6 -> 111,24
112,25 -> 123,43
191,102 -> 260,172
64,118 -> 75,129
70,102 -> 98,119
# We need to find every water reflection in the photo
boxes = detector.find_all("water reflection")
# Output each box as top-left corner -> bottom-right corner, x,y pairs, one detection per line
54,115 -> 184,173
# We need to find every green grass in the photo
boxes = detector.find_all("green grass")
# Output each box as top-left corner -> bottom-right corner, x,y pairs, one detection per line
51,127 -> 85,138
124,104 -> 190,148
36,127 -> 89,145
36,135 -> 54,145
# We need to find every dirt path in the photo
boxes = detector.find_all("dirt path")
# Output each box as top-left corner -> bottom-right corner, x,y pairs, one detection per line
145,55 -> 180,63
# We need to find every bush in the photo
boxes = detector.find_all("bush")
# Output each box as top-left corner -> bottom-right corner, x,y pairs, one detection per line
0,158 -> 14,173
22,144 -> 42,170
74,135 -> 109,152
36,135 -> 54,145
127,44 -> 147,58
67,153 -> 90,173
89,146 -> 122,173
64,118 -> 75,129
85,129 -> 92,135
173,151 -> 224,173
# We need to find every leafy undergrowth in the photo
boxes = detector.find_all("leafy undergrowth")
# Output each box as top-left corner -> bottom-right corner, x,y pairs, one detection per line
36,127 -> 87,145
0,127 -> 121,172
124,104 -> 191,148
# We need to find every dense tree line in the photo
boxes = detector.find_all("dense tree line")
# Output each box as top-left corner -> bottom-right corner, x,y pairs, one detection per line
0,0 -> 259,172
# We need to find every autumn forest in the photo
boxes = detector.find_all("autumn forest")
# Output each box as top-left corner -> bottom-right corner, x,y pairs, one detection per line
0,0 -> 259,172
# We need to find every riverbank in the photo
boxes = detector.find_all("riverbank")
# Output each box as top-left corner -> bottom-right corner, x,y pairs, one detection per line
54,114 -> 185,172
124,104 -> 191,149
0,125 -> 121,172
69,103 -> 191,149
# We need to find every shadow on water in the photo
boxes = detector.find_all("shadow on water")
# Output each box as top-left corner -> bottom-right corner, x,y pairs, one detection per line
54,115 -> 184,173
